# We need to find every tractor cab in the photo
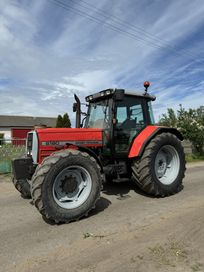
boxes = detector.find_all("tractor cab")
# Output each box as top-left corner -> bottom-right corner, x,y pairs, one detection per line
75,83 -> 156,156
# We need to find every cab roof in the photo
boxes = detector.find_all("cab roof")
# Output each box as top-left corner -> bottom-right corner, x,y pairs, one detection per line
85,88 -> 156,102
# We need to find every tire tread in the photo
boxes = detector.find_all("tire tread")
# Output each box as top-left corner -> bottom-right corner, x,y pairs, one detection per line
132,132 -> 186,197
31,149 -> 102,223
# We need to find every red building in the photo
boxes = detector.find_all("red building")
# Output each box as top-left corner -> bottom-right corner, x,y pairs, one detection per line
0,115 -> 56,145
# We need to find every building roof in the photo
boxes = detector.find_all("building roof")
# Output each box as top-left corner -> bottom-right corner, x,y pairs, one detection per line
0,115 -> 56,128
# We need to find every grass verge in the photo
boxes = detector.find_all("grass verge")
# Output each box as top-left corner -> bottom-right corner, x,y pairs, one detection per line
185,154 -> 204,163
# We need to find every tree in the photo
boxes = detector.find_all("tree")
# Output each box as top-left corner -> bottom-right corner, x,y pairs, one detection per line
177,105 -> 204,155
56,113 -> 71,128
159,108 -> 177,127
63,113 -> 71,128
56,115 -> 63,128
159,105 -> 204,155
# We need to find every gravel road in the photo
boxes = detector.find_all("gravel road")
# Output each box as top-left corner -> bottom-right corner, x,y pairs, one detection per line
0,162 -> 204,272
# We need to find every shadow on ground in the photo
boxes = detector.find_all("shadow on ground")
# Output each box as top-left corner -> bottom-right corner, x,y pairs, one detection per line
102,179 -> 154,198
41,180 -> 156,225
42,196 -> 112,225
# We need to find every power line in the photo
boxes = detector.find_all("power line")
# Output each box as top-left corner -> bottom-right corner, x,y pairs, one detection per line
49,0 -> 166,51
69,0 -> 200,60
48,0 -> 202,62
77,0 -> 204,61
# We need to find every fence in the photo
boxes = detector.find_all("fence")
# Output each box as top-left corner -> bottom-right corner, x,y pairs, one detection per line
0,139 -> 26,173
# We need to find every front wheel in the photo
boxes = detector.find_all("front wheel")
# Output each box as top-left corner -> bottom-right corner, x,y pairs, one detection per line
31,149 -> 102,223
12,178 -> 31,199
132,132 -> 186,196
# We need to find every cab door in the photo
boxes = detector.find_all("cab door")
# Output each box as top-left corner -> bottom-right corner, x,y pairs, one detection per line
114,96 -> 146,156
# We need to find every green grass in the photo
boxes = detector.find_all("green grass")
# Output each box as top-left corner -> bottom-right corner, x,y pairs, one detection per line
0,144 -> 25,174
185,154 -> 204,162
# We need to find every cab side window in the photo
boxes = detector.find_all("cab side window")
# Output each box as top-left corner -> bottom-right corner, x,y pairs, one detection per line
115,97 -> 145,153
116,107 -> 127,124
130,104 -> 144,128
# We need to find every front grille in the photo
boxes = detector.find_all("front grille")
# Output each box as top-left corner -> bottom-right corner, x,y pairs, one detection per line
27,132 -> 33,155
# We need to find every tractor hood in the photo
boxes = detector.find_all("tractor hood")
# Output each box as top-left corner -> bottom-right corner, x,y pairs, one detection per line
35,128 -> 103,163
36,128 -> 103,147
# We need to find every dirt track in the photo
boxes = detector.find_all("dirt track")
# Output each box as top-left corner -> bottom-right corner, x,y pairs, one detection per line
0,162 -> 204,272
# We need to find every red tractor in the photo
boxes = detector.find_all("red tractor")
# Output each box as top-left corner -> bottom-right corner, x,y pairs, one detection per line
12,82 -> 186,223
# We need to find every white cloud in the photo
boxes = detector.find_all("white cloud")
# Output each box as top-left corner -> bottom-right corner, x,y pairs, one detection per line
0,0 -> 204,126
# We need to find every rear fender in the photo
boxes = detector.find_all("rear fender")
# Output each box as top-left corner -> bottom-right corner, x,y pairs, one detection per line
128,126 -> 183,158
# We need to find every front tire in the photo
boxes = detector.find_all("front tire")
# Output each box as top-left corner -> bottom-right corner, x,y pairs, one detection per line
132,132 -> 186,196
12,178 -> 31,199
31,149 -> 102,223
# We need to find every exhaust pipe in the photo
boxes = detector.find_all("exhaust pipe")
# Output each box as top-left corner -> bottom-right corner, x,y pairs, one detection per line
73,94 -> 81,128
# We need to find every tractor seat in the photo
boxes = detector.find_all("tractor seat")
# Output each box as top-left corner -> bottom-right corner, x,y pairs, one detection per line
120,119 -> 136,129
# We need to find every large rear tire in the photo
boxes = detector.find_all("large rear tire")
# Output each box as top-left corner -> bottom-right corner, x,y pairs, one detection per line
132,132 -> 186,197
31,149 -> 102,223
12,178 -> 31,199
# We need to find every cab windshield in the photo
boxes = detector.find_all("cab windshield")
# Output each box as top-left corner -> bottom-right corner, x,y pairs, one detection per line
85,99 -> 110,129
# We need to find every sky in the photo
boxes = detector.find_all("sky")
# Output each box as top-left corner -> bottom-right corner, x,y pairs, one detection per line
0,0 -> 204,125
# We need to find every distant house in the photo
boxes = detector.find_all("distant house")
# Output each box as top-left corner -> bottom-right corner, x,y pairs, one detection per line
0,115 -> 56,142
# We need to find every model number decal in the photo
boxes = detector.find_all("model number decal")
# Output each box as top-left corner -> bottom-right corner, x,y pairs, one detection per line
41,140 -> 102,146
42,141 -> 60,146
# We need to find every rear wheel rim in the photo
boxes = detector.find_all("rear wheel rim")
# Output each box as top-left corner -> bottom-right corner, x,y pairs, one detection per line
52,165 -> 92,209
154,145 -> 180,185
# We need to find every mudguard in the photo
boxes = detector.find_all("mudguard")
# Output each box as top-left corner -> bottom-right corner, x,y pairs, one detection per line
128,125 -> 183,158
